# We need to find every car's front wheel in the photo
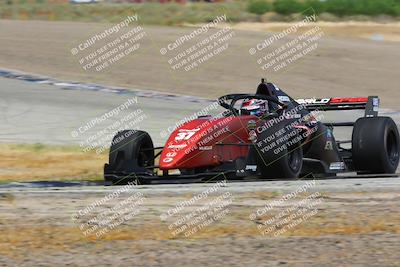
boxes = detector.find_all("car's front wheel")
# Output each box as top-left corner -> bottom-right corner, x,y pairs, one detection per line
105,130 -> 155,185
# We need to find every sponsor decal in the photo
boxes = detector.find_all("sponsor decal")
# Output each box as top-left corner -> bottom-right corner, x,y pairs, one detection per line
168,144 -> 188,149
247,120 -> 257,130
324,141 -> 333,150
284,113 -> 302,119
373,97 -> 380,112
163,157 -> 174,163
329,162 -> 346,170
163,152 -> 177,163
245,165 -> 257,171
175,128 -> 200,141
248,130 -> 257,142
278,95 -> 290,102
199,146 -> 213,151
296,98 -> 330,105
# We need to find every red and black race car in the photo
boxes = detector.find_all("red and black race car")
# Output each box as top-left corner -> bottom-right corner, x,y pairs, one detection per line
104,79 -> 399,185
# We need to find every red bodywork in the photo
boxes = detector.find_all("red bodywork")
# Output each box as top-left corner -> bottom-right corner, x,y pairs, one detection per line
159,116 -> 256,170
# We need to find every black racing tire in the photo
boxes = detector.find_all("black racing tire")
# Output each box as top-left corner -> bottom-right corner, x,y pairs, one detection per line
109,130 -> 154,172
257,143 -> 303,179
352,117 -> 399,174
254,118 -> 304,179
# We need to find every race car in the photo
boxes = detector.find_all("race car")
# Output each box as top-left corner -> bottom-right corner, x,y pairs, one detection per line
104,79 -> 399,184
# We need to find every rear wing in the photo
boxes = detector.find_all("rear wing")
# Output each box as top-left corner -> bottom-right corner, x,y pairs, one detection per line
296,96 -> 379,117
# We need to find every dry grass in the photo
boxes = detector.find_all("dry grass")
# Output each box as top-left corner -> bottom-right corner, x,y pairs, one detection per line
1,213 -> 399,257
0,143 -> 106,182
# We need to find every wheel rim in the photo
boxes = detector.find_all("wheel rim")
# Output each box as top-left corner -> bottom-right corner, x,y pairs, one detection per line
137,143 -> 151,167
134,141 -> 154,167
386,130 -> 399,165
138,151 -> 150,167
288,147 -> 301,172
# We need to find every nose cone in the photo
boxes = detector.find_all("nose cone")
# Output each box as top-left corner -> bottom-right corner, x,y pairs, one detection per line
159,116 -> 254,170
160,118 -> 211,170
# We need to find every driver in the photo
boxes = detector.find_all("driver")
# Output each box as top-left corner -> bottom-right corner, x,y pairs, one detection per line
240,99 -> 269,116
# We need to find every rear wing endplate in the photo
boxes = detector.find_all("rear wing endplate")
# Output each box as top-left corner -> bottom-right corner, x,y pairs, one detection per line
296,96 -> 379,117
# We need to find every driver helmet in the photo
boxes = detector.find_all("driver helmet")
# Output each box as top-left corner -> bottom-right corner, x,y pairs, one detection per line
241,99 -> 268,116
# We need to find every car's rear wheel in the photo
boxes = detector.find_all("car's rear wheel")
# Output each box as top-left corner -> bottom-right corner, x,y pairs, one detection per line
256,139 -> 303,179
352,117 -> 399,174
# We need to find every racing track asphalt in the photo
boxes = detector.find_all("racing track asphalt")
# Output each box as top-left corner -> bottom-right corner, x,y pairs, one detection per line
0,176 -> 399,193
0,76 -> 209,146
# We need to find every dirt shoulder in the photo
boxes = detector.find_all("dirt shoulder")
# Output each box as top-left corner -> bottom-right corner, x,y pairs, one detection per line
0,184 -> 399,266
1,20 -> 400,108
225,21 -> 400,42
